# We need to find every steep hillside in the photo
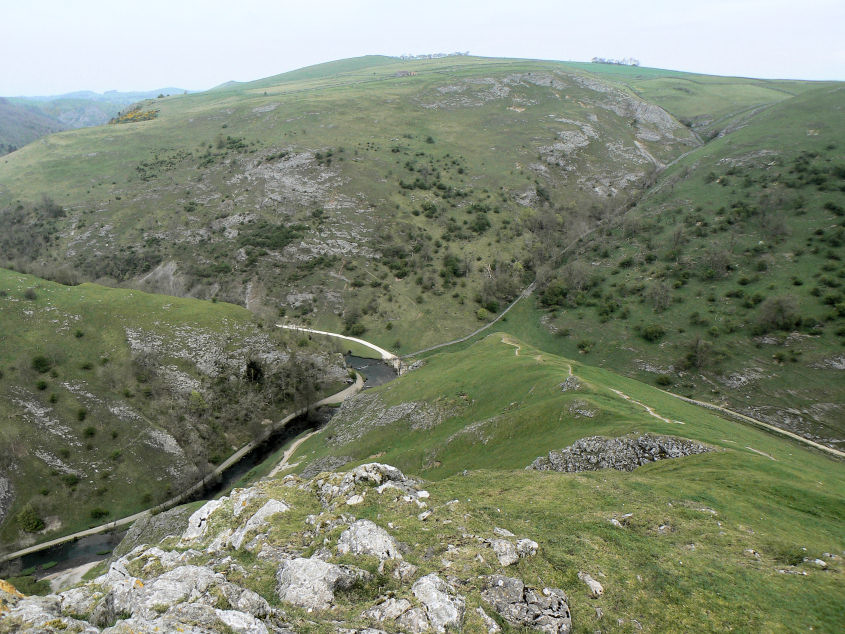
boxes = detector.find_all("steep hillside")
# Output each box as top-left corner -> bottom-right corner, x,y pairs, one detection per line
0,99 -> 66,156
2,335 -> 841,632
532,85 -> 845,447
0,55 -> 840,445
1,56 -> 729,350
0,268 -> 347,551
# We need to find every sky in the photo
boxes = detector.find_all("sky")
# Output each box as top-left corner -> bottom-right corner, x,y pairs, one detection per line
2,0 -> 844,96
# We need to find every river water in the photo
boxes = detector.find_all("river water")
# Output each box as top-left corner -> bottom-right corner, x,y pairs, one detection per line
5,356 -> 396,579
344,354 -> 397,388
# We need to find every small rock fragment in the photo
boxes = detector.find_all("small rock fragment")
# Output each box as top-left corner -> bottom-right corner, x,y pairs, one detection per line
578,571 -> 604,598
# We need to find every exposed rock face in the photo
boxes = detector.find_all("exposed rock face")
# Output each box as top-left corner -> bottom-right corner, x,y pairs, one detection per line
324,391 -> 455,446
300,454 -> 352,479
181,499 -> 223,542
482,575 -> 571,633
528,434 -> 711,472
111,505 -> 194,559
0,463 -> 568,633
307,462 -> 422,507
337,519 -> 402,560
0,475 -> 13,526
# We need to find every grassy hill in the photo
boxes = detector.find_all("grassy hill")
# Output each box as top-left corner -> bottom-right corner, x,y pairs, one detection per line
0,268 -> 346,551
274,334 -> 844,631
530,84 -> 845,447
0,57 -> 775,340
0,89 -> 190,156
0,54 -> 841,445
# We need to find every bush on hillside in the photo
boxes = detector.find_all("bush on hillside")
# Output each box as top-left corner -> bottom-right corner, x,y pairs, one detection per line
16,504 -> 44,532
755,296 -> 801,333
641,324 -> 666,342
31,355 -> 52,373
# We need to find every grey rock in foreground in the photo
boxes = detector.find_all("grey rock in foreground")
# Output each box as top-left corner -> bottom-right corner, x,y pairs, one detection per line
276,557 -> 369,610
482,575 -> 571,633
0,462 -> 567,633
337,519 -> 403,560
411,573 -> 466,633
528,434 -> 711,472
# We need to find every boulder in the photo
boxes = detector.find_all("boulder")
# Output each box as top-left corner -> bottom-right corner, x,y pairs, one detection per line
517,538 -> 539,558
396,606 -> 432,633
276,557 -> 368,610
229,498 -> 290,549
577,571 -> 604,598
361,596 -> 413,622
181,499 -> 223,542
411,573 -> 465,632
337,519 -> 402,560
488,538 -> 519,566
482,575 -> 570,633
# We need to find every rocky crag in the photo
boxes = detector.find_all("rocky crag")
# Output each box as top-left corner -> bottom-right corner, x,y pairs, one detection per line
0,463 -> 571,633
528,434 -> 712,473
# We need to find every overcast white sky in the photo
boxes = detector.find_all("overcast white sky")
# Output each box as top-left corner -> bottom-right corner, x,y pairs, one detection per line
3,0 -> 844,95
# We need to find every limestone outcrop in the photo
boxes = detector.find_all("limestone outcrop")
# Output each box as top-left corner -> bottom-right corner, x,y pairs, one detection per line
528,434 -> 711,472
0,463 -> 571,633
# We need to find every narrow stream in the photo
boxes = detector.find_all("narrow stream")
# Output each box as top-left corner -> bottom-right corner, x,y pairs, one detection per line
4,357 -> 397,580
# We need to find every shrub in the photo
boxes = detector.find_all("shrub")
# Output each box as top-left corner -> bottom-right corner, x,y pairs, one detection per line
655,375 -> 673,387
90,508 -> 109,520
32,355 -> 52,373
23,288 -> 37,300
83,425 -> 96,438
244,359 -> 264,383
62,474 -> 80,487
16,505 -> 45,532
77,408 -> 87,421
577,339 -> 595,353
756,296 -> 801,333
641,324 -> 666,342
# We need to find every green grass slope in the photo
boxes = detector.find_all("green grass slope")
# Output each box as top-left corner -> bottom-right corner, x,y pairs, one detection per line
0,55 -> 743,351
0,268 -> 345,550
0,55 -> 839,444
532,84 -> 845,447
280,333 -> 844,631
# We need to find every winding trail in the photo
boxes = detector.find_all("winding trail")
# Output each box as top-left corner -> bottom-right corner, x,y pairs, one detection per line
278,325 -> 399,367
403,282 -> 536,358
0,373 -> 364,565
609,388 -> 684,425
661,390 -> 845,459
268,430 -> 320,478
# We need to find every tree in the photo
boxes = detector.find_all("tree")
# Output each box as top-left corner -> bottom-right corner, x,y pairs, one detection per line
646,282 -> 670,313
756,296 -> 800,332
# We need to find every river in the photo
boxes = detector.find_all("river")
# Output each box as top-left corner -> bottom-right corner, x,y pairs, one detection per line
4,356 -> 397,579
